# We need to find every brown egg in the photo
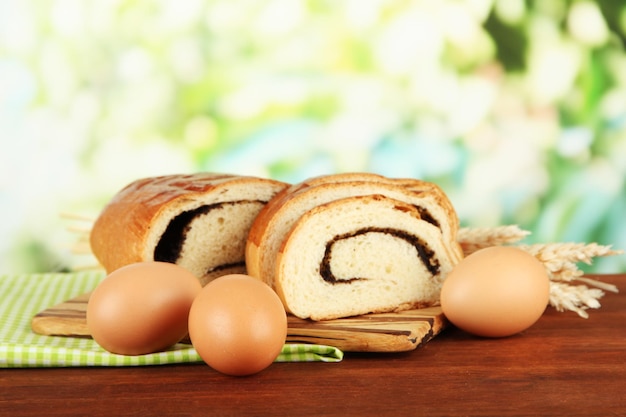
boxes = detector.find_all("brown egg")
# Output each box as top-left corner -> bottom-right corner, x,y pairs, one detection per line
188,274 -> 287,376
87,262 -> 202,355
440,246 -> 550,338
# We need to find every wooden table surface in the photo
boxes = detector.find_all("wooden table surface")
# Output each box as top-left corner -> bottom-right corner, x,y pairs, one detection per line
2,274 -> 624,417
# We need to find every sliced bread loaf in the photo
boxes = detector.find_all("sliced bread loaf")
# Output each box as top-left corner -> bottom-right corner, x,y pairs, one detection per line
246,173 -> 462,292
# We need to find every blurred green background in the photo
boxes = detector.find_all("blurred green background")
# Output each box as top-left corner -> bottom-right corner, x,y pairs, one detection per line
1,0 -> 625,274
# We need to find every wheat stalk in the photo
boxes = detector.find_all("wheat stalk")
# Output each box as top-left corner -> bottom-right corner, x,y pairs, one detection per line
518,242 -> 622,289
518,242 -> 622,317
61,213 -> 102,271
456,224 -> 623,318
517,242 -> 622,270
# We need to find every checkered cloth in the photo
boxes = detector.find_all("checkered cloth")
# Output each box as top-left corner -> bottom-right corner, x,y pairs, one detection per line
0,271 -> 343,367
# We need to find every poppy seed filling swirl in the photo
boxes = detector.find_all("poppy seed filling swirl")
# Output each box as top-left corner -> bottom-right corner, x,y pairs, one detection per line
319,227 -> 440,284
153,201 -> 262,273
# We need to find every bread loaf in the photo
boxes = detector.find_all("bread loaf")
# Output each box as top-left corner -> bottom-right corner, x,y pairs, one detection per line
246,173 -> 463,320
89,173 -> 288,285
246,173 -> 462,291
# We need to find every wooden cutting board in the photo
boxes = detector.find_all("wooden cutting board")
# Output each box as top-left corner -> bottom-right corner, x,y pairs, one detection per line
31,292 -> 447,352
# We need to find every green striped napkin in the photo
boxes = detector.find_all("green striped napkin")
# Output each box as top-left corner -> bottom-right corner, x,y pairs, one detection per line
0,271 -> 343,367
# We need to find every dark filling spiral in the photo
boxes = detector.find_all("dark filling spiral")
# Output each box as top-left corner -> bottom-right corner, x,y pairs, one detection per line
319,227 -> 440,285
153,200 -> 260,273
414,206 -> 439,228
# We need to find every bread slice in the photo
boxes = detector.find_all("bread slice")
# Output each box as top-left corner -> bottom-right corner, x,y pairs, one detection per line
89,173 -> 288,285
246,173 -> 462,292
275,194 -> 460,320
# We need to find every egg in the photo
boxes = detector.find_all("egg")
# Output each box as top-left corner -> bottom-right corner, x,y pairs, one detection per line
440,246 -> 550,338
188,274 -> 287,376
87,262 -> 202,355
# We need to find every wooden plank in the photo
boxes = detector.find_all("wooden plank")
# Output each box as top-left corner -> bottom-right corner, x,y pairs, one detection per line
31,292 -> 447,352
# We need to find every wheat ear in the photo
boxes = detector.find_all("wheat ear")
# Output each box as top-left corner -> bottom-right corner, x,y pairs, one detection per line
457,224 -> 623,318
549,282 -> 607,319
517,242 -> 623,318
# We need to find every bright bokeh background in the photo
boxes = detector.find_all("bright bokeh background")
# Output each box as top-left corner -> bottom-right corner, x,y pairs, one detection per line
1,0 -> 625,274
